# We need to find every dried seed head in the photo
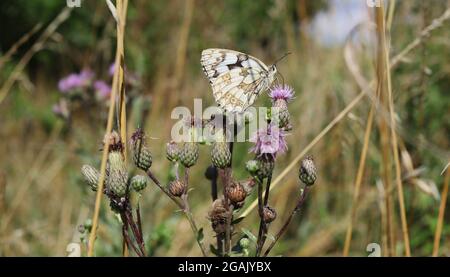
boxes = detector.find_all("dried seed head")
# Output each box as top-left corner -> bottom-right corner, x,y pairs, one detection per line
211,141 -> 231,169
225,181 -> 247,206
81,164 -> 99,191
166,141 -> 180,162
107,151 -> 128,197
179,142 -> 199,168
168,179 -> 187,197
131,129 -> 152,171
130,175 -> 148,192
299,156 -> 317,186
262,206 -> 277,223
208,197 -> 228,234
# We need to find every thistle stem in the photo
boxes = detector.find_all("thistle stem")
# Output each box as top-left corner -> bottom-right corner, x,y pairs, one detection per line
256,174 -> 272,256
263,186 -> 310,257
182,168 -> 208,257
146,169 -> 183,209
255,176 -> 265,257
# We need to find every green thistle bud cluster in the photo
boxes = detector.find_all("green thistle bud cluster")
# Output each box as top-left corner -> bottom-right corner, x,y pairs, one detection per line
246,156 -> 274,179
246,160 -> 260,176
299,156 -> 317,186
130,175 -> 148,192
166,141 -> 180,162
239,238 -> 250,257
81,164 -> 100,191
107,151 -> 128,197
179,142 -> 199,168
211,141 -> 231,169
131,129 -> 152,171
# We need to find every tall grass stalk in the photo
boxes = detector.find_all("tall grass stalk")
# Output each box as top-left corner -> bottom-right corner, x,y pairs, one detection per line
375,4 -> 396,256
432,168 -> 450,256
240,7 -> 450,229
377,1 -> 411,257
87,0 -> 128,257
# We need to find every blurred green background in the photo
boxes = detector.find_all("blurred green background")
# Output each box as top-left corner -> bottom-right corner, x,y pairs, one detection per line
0,0 -> 449,256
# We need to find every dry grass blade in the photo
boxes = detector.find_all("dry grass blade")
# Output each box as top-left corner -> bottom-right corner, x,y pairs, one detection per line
0,8 -> 72,105
87,0 -> 128,257
432,167 -> 450,256
240,7 -> 450,221
0,23 -> 42,70
342,21 -> 376,256
377,1 -> 411,257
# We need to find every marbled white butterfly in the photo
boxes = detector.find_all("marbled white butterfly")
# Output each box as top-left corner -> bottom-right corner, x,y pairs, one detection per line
201,48 -> 279,113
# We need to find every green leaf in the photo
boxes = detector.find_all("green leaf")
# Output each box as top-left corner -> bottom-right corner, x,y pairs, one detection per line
232,216 -> 245,225
266,233 -> 276,242
210,244 -> 220,257
240,228 -> 257,244
197,228 -> 204,242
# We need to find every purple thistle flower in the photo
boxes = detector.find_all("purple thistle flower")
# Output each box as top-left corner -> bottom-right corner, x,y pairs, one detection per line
268,84 -> 295,103
58,69 -> 94,93
249,123 -> 288,159
94,80 -> 111,99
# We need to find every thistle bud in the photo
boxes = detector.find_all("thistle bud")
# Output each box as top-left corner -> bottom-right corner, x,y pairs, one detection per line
225,181 -> 247,206
211,141 -> 231,169
299,156 -> 317,186
257,155 -> 275,179
166,141 -> 180,162
179,142 -> 199,168
246,160 -> 260,176
208,197 -> 228,235
273,99 -> 291,129
130,175 -> 148,192
81,164 -> 99,191
168,179 -> 187,197
107,151 -> 128,197
239,238 -> 250,249
131,129 -> 152,171
262,206 -> 277,223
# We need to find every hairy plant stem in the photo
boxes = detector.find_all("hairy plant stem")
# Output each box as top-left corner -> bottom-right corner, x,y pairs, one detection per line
256,174 -> 273,256
206,165 -> 222,255
146,169 -> 183,208
120,209 -> 145,257
255,176 -> 266,257
183,168 -> 207,257
222,139 -> 234,256
263,186 -> 310,257
147,168 -> 207,256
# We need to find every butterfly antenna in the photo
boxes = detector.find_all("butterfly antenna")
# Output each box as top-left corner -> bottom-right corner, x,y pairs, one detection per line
273,51 -> 291,65
272,71 -> 285,87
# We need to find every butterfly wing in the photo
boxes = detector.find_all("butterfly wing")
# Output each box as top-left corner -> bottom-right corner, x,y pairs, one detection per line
201,48 -> 273,113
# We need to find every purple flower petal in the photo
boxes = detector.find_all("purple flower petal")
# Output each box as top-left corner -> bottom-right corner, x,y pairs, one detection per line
249,123 -> 288,159
94,80 -> 111,99
269,85 -> 295,102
